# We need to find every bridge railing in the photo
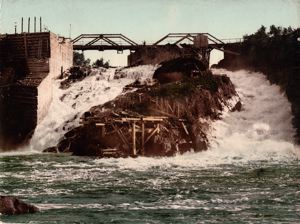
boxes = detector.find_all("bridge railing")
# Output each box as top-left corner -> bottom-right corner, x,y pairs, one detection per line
220,38 -> 243,44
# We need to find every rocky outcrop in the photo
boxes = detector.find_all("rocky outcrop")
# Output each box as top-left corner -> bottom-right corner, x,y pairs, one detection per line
153,57 -> 208,84
45,57 -> 239,157
0,196 -> 39,215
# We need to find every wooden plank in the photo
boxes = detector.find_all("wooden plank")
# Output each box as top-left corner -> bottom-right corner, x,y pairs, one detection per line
95,123 -> 105,126
167,102 -> 174,113
141,121 -> 145,155
132,121 -> 136,156
181,122 -> 189,135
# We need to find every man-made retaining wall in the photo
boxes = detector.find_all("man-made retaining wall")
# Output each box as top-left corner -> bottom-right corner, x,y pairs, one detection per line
0,32 -> 73,148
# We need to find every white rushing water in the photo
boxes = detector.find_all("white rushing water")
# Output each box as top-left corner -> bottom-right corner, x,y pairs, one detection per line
1,67 -> 299,165
93,68 -> 299,169
207,69 -> 299,162
28,65 -> 157,151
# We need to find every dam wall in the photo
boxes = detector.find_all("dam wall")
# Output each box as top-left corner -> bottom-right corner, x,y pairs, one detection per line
0,32 -> 73,148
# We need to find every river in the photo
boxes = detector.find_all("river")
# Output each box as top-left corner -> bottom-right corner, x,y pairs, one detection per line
0,68 -> 299,223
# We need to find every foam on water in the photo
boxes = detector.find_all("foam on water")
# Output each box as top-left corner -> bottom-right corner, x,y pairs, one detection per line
86,69 -> 299,169
28,65 -> 157,151
208,69 -> 299,161
0,68 -> 299,166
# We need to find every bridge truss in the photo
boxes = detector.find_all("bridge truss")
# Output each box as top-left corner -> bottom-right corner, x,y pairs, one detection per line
72,34 -> 139,51
72,33 -> 241,55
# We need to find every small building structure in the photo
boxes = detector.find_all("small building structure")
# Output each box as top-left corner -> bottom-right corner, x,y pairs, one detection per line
0,32 -> 73,148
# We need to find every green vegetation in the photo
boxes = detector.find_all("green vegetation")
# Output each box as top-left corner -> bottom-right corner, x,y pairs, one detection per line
92,58 -> 110,68
237,25 -> 300,140
241,25 -> 300,74
151,74 -> 220,98
73,52 -> 110,68
73,51 -> 90,66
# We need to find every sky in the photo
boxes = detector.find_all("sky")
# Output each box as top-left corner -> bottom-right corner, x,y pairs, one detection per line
0,0 -> 300,65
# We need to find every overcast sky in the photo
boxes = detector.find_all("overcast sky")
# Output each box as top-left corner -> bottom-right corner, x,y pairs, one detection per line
1,0 -> 299,65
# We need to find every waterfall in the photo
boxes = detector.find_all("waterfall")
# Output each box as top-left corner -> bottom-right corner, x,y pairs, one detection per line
28,65 -> 157,151
1,67 -> 298,164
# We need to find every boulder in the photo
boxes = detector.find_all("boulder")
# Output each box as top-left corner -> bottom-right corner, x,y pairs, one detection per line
153,57 -> 208,84
0,196 -> 39,215
231,101 -> 242,112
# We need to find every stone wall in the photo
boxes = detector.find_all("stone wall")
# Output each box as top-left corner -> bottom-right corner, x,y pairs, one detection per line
37,33 -> 72,123
0,32 -> 73,149
128,45 -> 209,67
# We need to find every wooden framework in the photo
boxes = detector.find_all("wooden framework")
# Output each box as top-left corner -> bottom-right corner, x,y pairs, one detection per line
80,116 -> 168,156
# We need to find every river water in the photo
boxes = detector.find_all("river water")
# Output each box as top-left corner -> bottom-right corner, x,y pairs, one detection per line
0,69 -> 299,223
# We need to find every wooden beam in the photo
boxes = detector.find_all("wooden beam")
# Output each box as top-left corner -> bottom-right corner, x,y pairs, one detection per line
28,17 -> 30,33
145,125 -> 159,144
181,122 -> 189,135
132,121 -> 136,156
141,121 -> 145,155
101,126 -> 105,138
111,124 -> 130,149
95,123 -> 105,126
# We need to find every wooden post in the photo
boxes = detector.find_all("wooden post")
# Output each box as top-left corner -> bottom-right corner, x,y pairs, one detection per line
34,17 -> 36,32
101,126 -> 105,138
40,17 -> 42,32
21,17 -> 23,33
141,120 -> 145,155
28,17 -> 30,33
132,121 -> 136,156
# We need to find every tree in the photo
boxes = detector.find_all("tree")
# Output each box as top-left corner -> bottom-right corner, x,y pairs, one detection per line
92,58 -> 110,68
269,25 -> 282,37
254,25 -> 268,39
73,51 -> 84,66
73,51 -> 91,66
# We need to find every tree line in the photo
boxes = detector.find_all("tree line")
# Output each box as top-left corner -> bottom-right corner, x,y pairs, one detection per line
73,51 -> 110,68
241,25 -> 300,77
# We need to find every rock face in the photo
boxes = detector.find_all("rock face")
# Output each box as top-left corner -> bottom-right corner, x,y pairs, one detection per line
0,196 -> 39,215
153,57 -> 208,83
45,57 -> 239,158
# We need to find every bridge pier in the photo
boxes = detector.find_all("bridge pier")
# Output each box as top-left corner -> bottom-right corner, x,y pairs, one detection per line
127,45 -> 210,67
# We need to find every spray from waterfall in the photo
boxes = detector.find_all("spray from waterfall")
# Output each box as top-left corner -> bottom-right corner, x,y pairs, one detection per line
29,65 -> 157,151
1,66 -> 298,164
